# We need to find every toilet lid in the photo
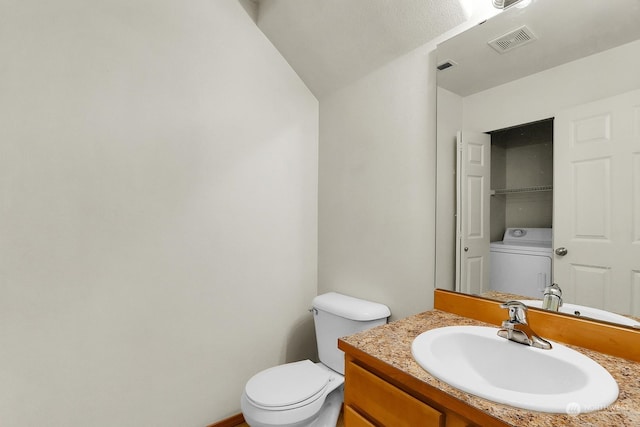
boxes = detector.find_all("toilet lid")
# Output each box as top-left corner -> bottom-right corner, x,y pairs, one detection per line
245,360 -> 330,408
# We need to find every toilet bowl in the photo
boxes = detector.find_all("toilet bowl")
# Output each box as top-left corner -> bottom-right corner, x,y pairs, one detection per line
241,361 -> 344,427
241,292 -> 390,427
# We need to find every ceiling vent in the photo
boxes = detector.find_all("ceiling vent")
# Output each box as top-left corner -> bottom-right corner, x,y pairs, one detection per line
437,60 -> 457,71
488,25 -> 537,53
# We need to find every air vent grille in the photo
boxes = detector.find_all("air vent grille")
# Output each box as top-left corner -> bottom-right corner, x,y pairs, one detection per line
437,60 -> 457,71
488,25 -> 537,53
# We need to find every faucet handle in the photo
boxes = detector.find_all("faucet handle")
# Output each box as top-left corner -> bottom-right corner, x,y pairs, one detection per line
542,283 -> 563,310
500,300 -> 528,324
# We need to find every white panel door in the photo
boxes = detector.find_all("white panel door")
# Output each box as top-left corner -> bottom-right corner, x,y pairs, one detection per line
554,89 -> 640,316
456,131 -> 491,295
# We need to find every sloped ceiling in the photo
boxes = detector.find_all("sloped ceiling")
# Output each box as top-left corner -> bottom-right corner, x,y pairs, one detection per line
253,0 -> 480,97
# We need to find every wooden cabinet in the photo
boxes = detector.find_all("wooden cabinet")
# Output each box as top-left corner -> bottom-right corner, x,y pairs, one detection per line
343,405 -> 376,427
345,361 -> 444,426
342,351 -> 508,427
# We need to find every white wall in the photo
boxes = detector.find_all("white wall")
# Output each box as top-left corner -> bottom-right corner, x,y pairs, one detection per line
435,88 -> 463,290
313,1 -> 500,319
318,48 -> 438,320
0,1 -> 318,426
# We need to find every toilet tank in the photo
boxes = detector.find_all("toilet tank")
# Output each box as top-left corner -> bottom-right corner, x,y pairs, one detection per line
312,292 -> 390,375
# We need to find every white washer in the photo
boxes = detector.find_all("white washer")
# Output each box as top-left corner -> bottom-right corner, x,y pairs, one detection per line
490,228 -> 553,299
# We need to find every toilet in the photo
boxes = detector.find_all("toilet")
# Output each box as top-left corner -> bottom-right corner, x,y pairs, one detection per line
241,292 -> 390,427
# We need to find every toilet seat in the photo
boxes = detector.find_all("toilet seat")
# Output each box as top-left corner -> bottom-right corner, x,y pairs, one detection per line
245,360 -> 330,410
241,361 -> 345,427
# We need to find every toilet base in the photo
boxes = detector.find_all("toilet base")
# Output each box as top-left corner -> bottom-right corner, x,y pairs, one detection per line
308,385 -> 343,427
242,385 -> 343,427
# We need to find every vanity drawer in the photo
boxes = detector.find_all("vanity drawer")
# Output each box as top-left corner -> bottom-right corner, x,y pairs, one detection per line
343,405 -> 376,427
345,361 -> 444,426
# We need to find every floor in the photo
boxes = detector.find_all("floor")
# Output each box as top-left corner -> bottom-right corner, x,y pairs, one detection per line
236,411 -> 344,427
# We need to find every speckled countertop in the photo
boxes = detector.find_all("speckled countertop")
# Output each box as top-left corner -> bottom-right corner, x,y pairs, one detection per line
481,291 -> 640,324
340,309 -> 640,427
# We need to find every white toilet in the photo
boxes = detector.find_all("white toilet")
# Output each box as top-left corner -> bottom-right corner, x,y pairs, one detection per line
241,292 -> 390,427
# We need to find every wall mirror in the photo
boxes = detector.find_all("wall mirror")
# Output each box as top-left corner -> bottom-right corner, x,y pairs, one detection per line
435,0 -> 640,328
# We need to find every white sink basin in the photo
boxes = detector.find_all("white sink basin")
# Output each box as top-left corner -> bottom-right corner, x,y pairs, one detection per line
412,326 -> 618,414
519,300 -> 640,327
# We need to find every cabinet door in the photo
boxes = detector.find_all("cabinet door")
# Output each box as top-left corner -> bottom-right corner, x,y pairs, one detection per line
345,362 -> 443,426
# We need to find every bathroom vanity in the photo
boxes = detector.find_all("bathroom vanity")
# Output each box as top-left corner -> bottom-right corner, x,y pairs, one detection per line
338,290 -> 640,427
342,349 -> 486,427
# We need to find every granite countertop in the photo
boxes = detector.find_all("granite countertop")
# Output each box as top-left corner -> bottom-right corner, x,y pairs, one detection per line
340,309 -> 640,427
481,291 -> 640,324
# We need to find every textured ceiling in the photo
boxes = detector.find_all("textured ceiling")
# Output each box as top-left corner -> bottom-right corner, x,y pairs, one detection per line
255,0 -> 484,97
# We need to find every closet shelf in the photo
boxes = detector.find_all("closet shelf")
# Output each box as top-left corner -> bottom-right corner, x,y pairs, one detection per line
490,185 -> 553,195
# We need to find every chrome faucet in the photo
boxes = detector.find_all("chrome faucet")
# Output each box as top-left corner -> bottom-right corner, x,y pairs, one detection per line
542,283 -> 563,311
497,301 -> 552,350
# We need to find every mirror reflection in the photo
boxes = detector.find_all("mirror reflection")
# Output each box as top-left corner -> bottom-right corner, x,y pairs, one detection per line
435,0 -> 640,327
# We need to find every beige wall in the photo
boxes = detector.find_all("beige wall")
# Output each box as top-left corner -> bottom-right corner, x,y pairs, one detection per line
490,144 -> 507,242
318,48 -> 438,320
493,140 -> 553,239
503,142 -> 553,231
0,1 -> 318,426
